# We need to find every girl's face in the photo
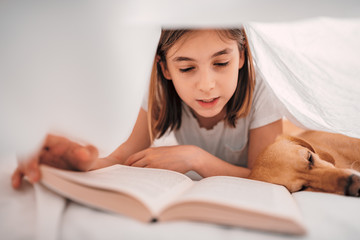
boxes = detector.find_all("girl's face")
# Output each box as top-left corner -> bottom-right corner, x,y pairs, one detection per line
161,30 -> 244,120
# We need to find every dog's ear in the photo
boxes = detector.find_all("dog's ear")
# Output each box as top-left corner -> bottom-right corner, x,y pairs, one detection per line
281,135 -> 316,153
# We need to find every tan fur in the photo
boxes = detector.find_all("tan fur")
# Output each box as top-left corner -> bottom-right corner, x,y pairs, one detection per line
249,121 -> 360,197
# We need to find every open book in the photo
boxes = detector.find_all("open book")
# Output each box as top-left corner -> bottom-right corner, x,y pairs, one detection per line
39,164 -> 306,235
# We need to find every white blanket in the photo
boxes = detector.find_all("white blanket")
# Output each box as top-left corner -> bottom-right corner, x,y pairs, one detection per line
245,18 -> 360,138
1,1 -> 360,240
1,154 -> 360,240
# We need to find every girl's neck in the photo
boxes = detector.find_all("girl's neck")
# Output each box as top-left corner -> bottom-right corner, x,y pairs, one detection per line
190,107 -> 226,130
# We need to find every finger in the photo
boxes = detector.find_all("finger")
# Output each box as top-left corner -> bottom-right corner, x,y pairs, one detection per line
23,155 -> 41,183
86,145 -> 99,159
71,145 -> 98,171
124,151 -> 146,166
130,159 -> 148,168
73,146 -> 91,162
11,166 -> 24,189
44,134 -> 70,156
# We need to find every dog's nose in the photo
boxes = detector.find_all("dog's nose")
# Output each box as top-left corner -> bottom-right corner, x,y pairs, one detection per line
345,174 -> 360,197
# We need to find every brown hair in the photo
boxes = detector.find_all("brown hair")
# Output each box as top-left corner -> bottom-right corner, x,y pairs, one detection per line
148,28 -> 255,141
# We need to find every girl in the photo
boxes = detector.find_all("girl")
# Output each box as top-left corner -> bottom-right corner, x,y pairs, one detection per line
12,28 -> 283,188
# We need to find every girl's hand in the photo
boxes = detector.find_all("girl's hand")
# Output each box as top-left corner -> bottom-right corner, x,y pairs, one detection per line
11,134 -> 98,189
124,145 -> 201,174
125,145 -> 251,178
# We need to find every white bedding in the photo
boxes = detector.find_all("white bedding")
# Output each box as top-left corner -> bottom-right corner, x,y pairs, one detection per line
1,1 -> 360,240
1,154 -> 360,240
245,18 -> 360,138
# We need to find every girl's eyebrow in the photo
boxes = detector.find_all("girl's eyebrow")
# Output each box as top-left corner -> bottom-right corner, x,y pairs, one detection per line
173,56 -> 195,62
172,48 -> 233,62
211,48 -> 233,58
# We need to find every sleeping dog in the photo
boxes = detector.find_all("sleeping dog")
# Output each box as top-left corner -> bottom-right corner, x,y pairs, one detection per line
249,129 -> 360,197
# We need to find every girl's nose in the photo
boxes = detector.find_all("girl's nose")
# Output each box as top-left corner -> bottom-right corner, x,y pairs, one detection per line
197,70 -> 215,92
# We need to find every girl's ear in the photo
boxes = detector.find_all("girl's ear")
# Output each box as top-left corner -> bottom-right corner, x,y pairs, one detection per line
238,50 -> 245,69
159,60 -> 172,80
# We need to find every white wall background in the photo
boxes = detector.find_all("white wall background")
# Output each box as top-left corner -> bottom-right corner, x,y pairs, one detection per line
1,0 -> 359,158
0,1 -> 161,157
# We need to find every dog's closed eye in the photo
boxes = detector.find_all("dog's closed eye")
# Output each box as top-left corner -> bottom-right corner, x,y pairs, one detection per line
307,152 -> 314,169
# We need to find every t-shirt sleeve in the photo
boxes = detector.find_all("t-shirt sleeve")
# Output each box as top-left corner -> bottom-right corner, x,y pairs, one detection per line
249,71 -> 284,129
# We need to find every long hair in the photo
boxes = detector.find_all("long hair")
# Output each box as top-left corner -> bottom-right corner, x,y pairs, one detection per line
147,28 -> 255,141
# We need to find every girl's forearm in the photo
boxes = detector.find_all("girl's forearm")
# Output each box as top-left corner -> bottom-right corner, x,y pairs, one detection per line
90,141 -> 146,170
90,156 -> 122,170
90,108 -> 152,170
192,146 -> 251,178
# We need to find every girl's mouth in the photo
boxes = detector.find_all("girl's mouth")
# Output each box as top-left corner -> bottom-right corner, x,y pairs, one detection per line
196,97 -> 220,108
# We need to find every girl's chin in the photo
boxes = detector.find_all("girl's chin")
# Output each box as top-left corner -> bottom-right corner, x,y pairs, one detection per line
197,112 -> 221,119
192,107 -> 225,119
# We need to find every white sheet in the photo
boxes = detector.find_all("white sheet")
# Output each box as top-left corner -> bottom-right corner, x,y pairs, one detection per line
1,154 -> 360,240
1,1 -> 360,240
245,18 -> 360,138
1,0 -> 360,157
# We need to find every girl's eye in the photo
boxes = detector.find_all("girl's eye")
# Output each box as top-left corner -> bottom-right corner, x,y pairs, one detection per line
179,67 -> 195,73
214,61 -> 229,67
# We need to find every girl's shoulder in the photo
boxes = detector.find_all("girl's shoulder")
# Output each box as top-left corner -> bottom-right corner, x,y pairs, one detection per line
253,65 -> 276,103
250,66 -> 284,129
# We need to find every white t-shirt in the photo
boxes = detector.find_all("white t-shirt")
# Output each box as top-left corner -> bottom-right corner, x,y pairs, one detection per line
141,71 -> 283,167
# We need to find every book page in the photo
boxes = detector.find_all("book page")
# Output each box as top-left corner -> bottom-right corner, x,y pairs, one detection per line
41,165 -> 193,215
167,176 -> 303,222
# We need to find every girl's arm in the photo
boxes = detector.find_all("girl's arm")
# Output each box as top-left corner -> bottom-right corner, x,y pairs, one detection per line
125,144 -> 252,178
125,119 -> 283,178
247,119 -> 283,169
192,146 -> 252,178
90,108 -> 151,169
12,108 -> 151,188
194,119 -> 283,177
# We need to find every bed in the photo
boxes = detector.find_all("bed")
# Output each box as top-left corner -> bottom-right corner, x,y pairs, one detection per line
1,153 -> 360,240
1,1 -> 360,239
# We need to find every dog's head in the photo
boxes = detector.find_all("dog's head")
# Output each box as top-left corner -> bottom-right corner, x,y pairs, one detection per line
249,135 -> 360,196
